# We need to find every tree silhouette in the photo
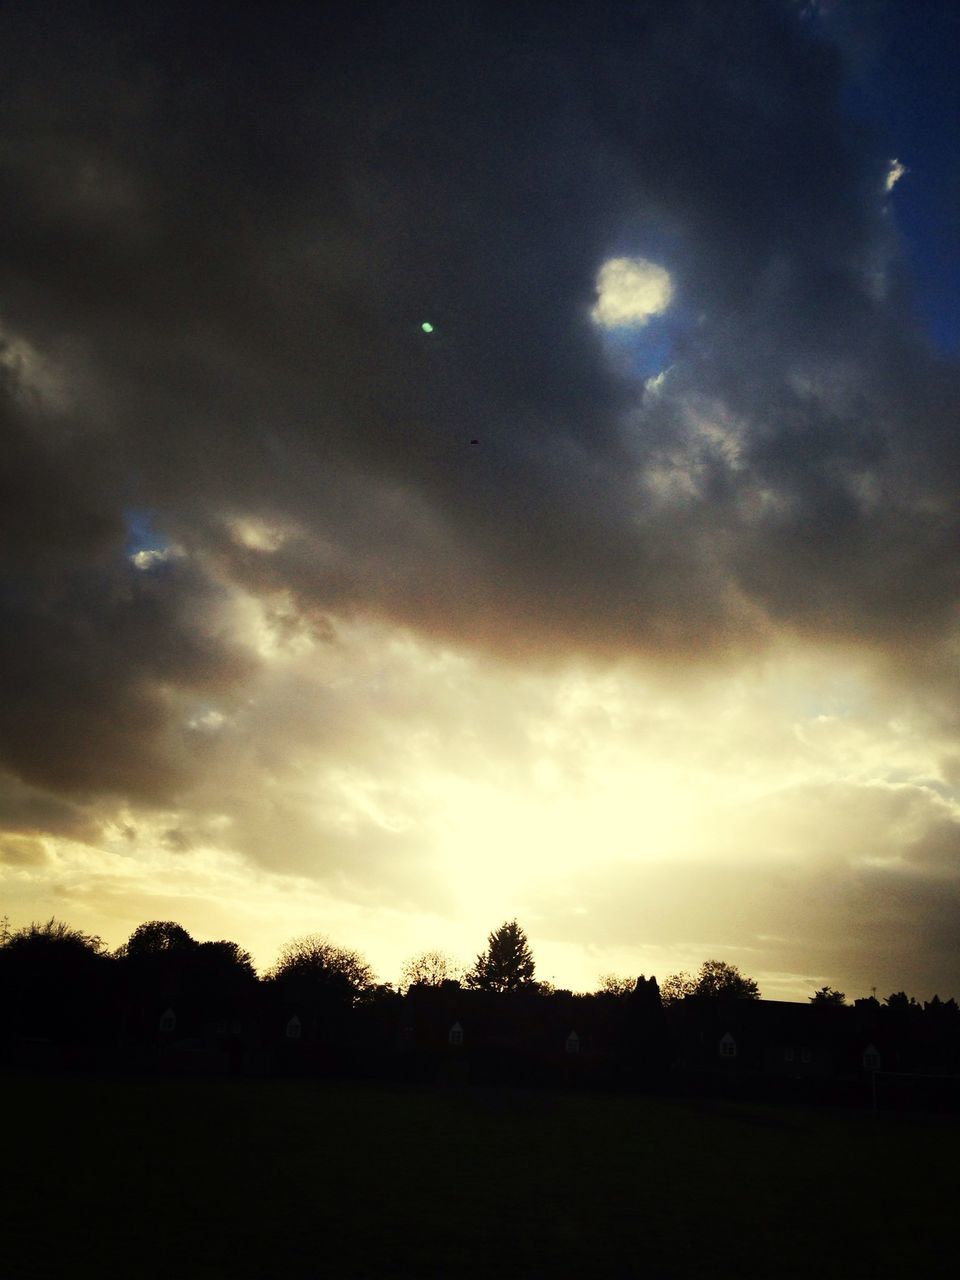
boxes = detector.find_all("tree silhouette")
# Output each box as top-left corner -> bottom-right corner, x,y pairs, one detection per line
467,921 -> 535,992
400,949 -> 462,992
924,995 -> 960,1021
1,918 -> 112,1042
630,975 -> 663,1011
885,991 -> 921,1012
660,971 -> 697,1005
597,974 -> 636,997
662,960 -> 760,1003
695,959 -> 760,1000
267,934 -> 373,1004
120,920 -> 196,958
810,986 -> 846,1006
116,921 -> 202,1038
4,917 -> 104,956
197,939 -> 256,978
188,940 -> 258,1014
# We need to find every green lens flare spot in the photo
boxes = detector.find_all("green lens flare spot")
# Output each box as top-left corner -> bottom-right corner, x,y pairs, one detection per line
421,322 -> 434,333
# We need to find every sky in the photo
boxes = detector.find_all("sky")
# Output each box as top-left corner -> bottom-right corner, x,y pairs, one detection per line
2,0 -> 960,1001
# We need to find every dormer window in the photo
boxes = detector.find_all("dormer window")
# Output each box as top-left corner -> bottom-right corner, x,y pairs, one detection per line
719,1032 -> 737,1059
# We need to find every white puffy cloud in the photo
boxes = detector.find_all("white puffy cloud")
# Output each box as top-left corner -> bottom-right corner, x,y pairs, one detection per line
130,546 -> 184,570
590,257 -> 674,328
885,157 -> 908,192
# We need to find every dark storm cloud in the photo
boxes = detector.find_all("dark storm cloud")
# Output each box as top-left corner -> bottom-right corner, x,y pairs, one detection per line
0,0 -> 958,802
0,545 -> 252,799
0,770 -> 95,842
0,366 -> 252,796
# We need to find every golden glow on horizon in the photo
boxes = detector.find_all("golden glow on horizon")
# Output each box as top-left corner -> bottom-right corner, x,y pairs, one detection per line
4,608 -> 956,1000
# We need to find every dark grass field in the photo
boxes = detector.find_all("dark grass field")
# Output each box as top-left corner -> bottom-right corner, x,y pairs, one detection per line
2,1075 -> 955,1278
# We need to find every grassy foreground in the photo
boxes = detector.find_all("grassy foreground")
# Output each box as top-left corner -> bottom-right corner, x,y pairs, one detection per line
2,1075 -> 954,1278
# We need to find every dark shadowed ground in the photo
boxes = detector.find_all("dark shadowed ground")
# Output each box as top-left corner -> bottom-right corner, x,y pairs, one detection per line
3,1076 -> 954,1278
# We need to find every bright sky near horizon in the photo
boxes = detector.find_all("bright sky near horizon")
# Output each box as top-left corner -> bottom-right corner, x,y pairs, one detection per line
2,1 -> 960,1001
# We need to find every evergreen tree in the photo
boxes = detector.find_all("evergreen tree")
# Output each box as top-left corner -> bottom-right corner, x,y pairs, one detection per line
467,921 -> 535,992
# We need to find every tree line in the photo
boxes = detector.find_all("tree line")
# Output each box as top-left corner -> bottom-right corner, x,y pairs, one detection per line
0,914 -> 768,1005
2,913 -> 955,1022
6,912 -> 960,1113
